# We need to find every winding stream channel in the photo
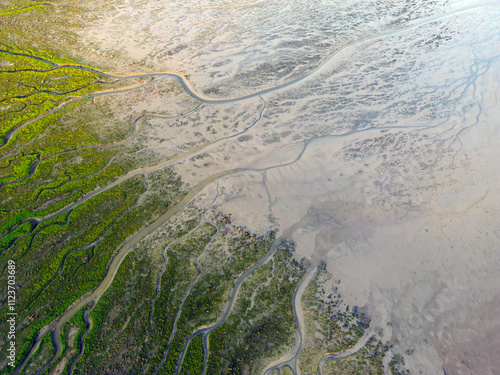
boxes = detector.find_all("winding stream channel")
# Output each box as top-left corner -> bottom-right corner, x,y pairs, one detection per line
262,265 -> 319,375
316,325 -> 376,375
8,3 -> 500,373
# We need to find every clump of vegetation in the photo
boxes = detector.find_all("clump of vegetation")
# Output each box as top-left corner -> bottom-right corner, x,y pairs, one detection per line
179,334 -> 203,375
153,212 -> 282,375
205,240 -> 306,375
59,307 -> 90,373
389,354 -> 409,375
303,264 -> 370,350
21,331 -> 55,375
322,337 -> 388,375
0,48 -> 111,138
299,263 -> 379,374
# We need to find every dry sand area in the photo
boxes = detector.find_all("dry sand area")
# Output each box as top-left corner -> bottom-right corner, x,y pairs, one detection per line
27,0 -> 500,373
